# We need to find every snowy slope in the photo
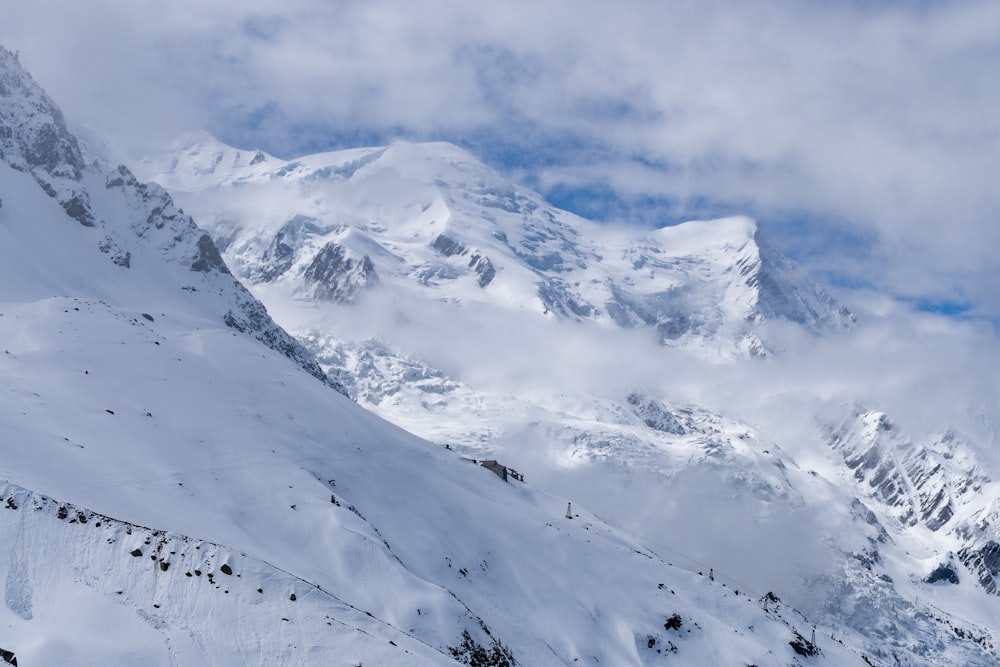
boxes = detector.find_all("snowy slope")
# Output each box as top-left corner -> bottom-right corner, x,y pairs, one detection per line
0,46 -> 892,666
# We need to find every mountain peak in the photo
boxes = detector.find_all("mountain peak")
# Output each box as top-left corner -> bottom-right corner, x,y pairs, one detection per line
652,215 -> 759,246
3,48 -> 997,667
0,46 -> 84,175
744,226 -> 857,332
138,131 -> 279,190
0,46 -> 95,227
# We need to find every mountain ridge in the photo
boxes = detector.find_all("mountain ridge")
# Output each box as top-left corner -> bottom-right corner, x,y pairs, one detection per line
0,49 -> 343,394
139,134 -> 856,359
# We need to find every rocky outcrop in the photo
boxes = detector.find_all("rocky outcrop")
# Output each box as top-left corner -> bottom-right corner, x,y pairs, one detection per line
259,230 -> 296,280
825,411 -> 987,532
223,291 -> 349,395
431,233 -> 466,257
827,412 -> 918,526
627,392 -> 686,435
827,409 -> 999,597
301,242 -> 379,303
431,234 -> 497,287
955,500 -> 1000,596
959,541 -> 1000,594
432,234 -> 497,288
0,47 -> 96,228
251,215 -> 328,283
538,277 -> 593,318
105,164 -> 230,274
925,562 -> 960,585
468,251 -> 496,288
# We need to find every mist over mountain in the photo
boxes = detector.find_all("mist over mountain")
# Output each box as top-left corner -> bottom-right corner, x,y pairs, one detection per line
2,34 -> 1000,667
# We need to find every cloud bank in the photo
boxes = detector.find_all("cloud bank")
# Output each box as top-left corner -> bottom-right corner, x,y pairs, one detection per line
302,284 -> 1000,474
3,1 -> 999,315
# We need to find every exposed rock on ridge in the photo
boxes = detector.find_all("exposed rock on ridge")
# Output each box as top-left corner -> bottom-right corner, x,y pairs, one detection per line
301,241 -> 379,303
0,47 -> 95,228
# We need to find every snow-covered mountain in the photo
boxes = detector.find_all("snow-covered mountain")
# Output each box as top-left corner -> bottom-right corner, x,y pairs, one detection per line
131,130 -> 1000,666
0,45 -> 904,666
139,132 -> 856,360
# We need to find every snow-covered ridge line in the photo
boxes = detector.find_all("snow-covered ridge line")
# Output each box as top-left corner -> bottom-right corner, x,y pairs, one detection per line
0,478 -> 454,665
139,134 -> 856,359
100,162 -> 345,394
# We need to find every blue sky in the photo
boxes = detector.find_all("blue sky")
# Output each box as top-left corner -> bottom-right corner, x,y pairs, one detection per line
3,0 -> 999,318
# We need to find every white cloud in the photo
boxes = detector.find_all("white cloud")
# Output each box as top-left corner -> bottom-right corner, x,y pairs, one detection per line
3,0 -> 999,314
309,281 -> 1000,474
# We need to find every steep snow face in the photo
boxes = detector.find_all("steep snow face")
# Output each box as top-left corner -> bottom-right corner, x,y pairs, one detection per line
139,134 -> 854,357
0,291 -> 884,667
0,48 -> 888,666
0,480 -> 450,667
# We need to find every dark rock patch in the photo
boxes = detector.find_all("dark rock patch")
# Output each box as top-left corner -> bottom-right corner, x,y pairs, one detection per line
301,242 -> 379,303
925,563 -> 960,585
191,233 -> 229,273
663,614 -> 683,631
432,233 -> 466,257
